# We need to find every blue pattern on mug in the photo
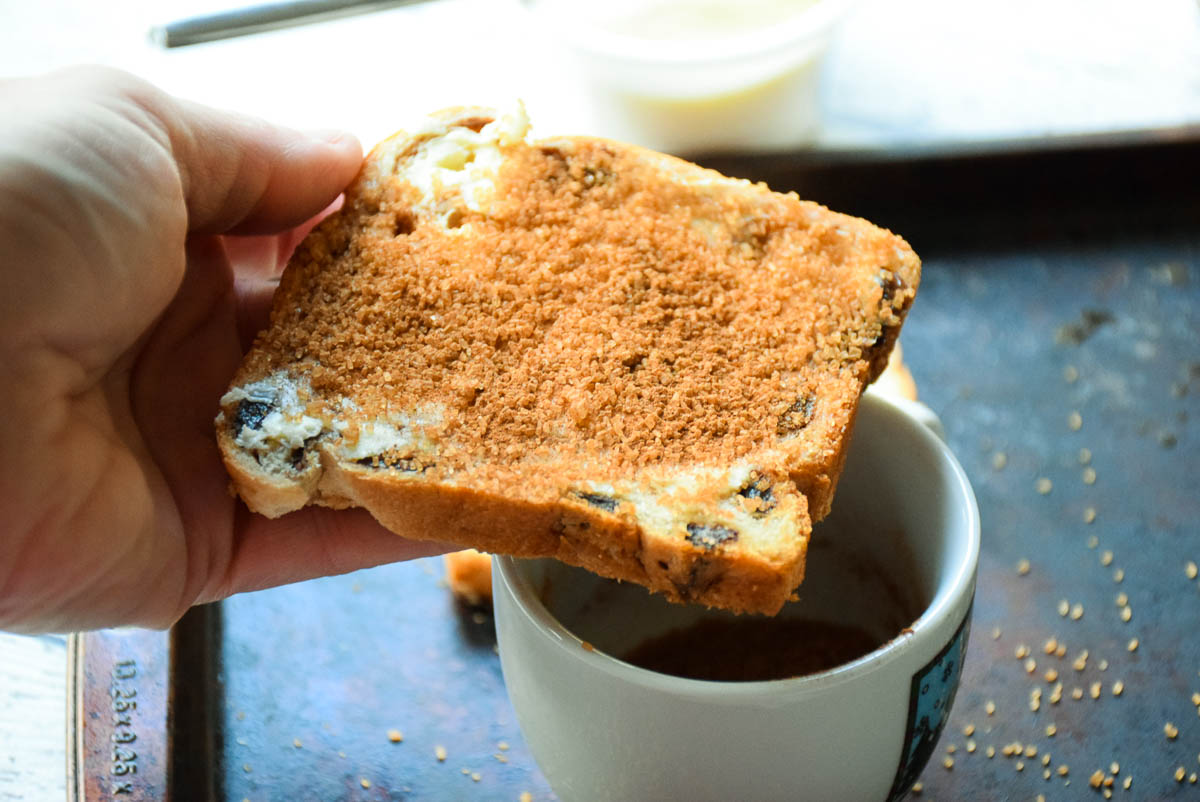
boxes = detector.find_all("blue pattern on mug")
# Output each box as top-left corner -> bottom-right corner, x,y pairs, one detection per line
886,600 -> 973,800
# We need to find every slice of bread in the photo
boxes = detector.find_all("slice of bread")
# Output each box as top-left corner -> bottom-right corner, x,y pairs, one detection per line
215,106 -> 920,615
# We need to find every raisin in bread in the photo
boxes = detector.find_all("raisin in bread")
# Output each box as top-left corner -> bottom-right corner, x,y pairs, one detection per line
215,106 -> 920,615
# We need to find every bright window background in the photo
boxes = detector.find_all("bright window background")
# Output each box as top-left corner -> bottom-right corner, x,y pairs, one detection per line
0,0 -> 1197,150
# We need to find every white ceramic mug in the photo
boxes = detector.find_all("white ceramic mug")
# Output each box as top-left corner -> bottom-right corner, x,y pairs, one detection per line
494,393 -> 980,801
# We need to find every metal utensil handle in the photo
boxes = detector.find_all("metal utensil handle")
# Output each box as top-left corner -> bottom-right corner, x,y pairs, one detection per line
151,0 -> 432,47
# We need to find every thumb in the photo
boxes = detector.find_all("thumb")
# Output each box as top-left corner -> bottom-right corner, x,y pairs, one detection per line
143,80 -> 363,235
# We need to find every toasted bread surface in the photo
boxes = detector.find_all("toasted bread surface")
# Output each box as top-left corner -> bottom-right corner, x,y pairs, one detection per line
216,107 -> 919,614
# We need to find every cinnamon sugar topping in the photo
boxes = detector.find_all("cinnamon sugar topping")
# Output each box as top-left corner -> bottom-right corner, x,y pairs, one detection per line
244,133 -> 915,484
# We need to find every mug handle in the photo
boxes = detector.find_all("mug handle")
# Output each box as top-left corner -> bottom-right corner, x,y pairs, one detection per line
865,386 -> 947,443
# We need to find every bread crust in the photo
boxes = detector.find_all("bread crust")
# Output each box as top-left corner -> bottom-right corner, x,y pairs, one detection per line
215,108 -> 919,615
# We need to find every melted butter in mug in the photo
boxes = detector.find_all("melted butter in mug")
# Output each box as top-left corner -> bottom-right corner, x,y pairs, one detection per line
621,617 -> 885,682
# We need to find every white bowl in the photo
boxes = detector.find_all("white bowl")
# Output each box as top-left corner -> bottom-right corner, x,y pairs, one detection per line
524,0 -> 857,153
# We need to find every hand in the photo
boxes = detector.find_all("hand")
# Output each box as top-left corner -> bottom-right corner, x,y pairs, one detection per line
0,68 -> 448,633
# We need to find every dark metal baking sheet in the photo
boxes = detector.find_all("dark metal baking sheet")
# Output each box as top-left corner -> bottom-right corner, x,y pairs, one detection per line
81,135 -> 1200,801
187,563 -> 552,801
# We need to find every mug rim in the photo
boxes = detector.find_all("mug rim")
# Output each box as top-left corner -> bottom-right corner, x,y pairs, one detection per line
495,393 -> 980,700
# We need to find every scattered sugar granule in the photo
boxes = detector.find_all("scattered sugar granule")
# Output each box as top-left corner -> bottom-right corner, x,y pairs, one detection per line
436,745 -> 447,762
1037,478 -> 1053,495
1166,722 -> 1180,739
1113,680 -> 1125,696
1017,558 -> 1031,575
1188,561 -> 1198,580
1068,411 -> 1083,430
388,729 -> 404,743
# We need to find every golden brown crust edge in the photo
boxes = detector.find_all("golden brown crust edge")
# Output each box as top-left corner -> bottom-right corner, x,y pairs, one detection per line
313,456 -> 806,615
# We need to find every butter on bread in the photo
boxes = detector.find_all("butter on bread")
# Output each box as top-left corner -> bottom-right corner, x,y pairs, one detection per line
216,106 -> 920,615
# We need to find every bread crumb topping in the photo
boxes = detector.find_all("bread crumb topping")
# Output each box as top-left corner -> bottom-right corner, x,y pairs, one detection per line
231,113 -> 916,497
